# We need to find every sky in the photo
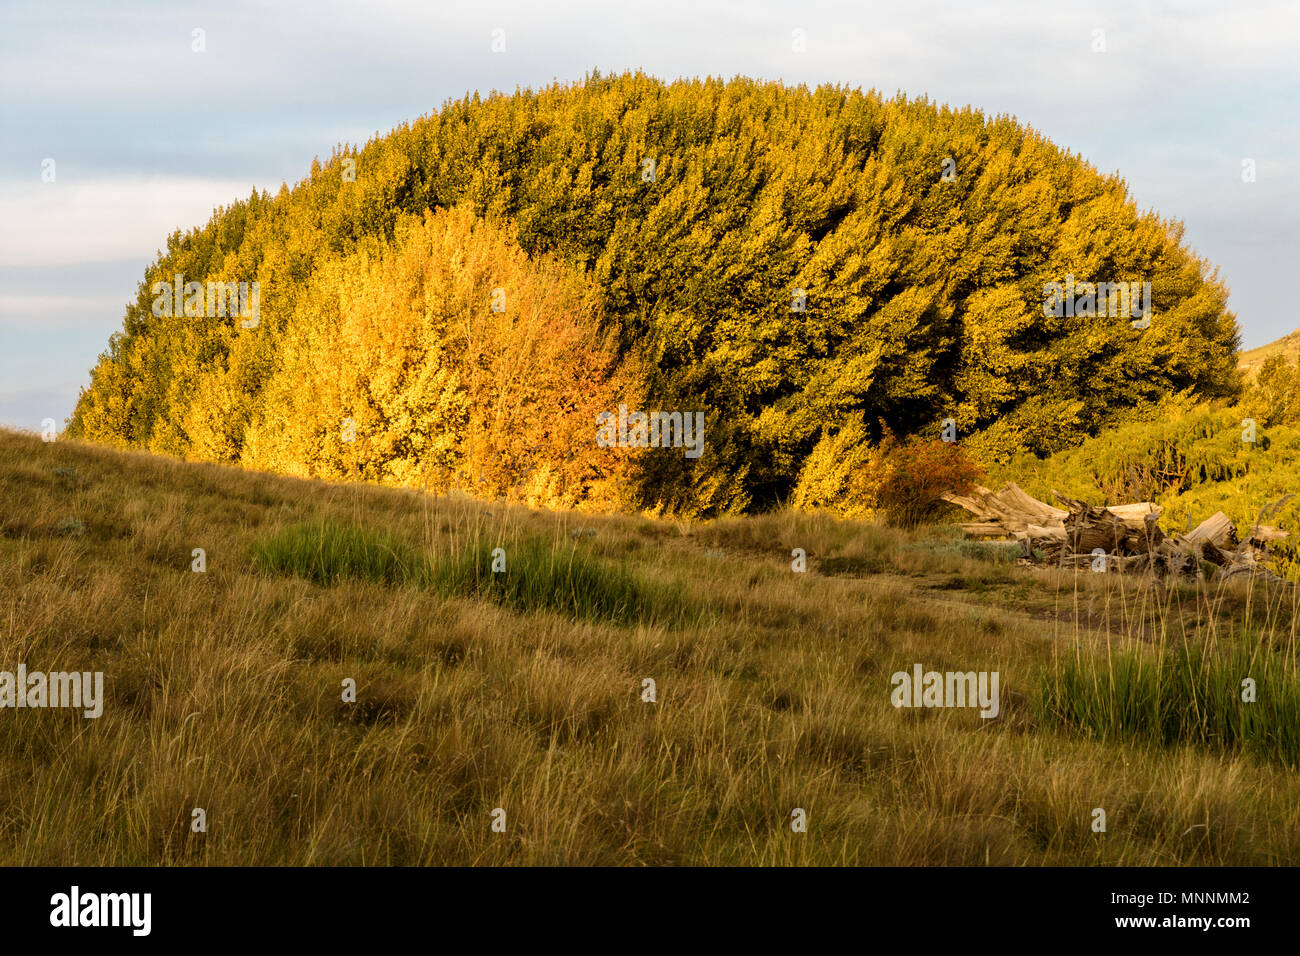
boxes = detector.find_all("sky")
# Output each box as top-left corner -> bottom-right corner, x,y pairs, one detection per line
2,0 -> 1296,432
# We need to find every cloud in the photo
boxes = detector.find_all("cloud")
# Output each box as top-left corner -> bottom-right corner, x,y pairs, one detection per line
0,176 -> 260,267
0,0 -> 1296,375
0,383 -> 84,433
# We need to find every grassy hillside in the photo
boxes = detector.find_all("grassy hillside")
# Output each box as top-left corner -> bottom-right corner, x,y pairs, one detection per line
4,426 -> 1299,865
1239,328 -> 1300,381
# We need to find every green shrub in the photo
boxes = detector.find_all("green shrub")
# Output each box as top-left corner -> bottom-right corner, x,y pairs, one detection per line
990,401 -> 1300,557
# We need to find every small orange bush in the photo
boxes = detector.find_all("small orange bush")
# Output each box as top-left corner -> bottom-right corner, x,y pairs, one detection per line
854,427 -> 983,528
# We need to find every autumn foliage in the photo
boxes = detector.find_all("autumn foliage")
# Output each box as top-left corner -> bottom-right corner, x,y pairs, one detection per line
853,428 -> 983,528
248,208 -> 643,508
792,421 -> 981,525
68,73 -> 1240,515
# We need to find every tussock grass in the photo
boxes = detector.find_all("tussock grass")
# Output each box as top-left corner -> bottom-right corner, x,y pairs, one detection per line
252,520 -> 687,625
428,534 -> 693,625
1041,632 -> 1300,767
253,521 -> 423,587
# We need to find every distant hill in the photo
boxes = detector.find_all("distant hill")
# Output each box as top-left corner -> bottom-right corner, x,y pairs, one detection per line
68,72 -> 1242,515
1239,328 -> 1300,380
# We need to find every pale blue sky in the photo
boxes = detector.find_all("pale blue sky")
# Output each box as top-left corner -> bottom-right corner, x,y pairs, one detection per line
2,0 -> 1296,431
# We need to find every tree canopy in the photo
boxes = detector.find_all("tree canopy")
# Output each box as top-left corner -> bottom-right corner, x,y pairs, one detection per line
69,72 -> 1241,515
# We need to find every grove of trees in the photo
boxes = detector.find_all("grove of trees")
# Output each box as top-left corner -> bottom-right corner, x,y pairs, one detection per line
69,72 -> 1242,516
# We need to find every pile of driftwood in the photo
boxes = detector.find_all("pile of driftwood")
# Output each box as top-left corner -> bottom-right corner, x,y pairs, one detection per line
944,482 -> 1290,580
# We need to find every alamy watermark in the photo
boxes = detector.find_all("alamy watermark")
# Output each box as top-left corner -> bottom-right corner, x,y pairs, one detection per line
890,663 -> 1000,718
1043,275 -> 1151,328
150,274 -> 260,327
0,665 -> 104,718
597,404 -> 706,458
50,886 -> 150,936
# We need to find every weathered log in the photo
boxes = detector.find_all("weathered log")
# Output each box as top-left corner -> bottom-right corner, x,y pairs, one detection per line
1248,525 -> 1288,545
1249,495 -> 1296,544
1143,512 -> 1164,549
1014,523 -> 1068,541
1108,501 -> 1161,520
944,482 -> 1067,535
1200,538 -> 1233,566
1152,539 -> 1198,577
996,482 -> 1068,523
944,488 -> 993,519
960,522 -> 1008,538
1184,511 -> 1237,549
1012,522 -> 1067,561
949,482 -> 1291,584
1052,492 -> 1129,554
1119,552 -> 1162,574
1060,552 -> 1123,571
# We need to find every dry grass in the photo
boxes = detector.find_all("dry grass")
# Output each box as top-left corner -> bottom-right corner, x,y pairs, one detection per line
2,427 -> 1299,865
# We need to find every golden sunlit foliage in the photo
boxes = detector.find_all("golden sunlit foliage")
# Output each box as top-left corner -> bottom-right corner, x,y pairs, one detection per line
236,208 -> 641,510
68,73 -> 1241,515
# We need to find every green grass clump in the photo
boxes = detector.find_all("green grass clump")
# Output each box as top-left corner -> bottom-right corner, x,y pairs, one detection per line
430,534 -> 688,625
252,521 -> 424,587
1040,635 -> 1300,767
253,521 -> 685,625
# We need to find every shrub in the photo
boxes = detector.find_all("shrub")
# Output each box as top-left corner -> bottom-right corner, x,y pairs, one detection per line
70,75 -> 1241,517
854,428 -> 982,528
1247,353 -> 1300,427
